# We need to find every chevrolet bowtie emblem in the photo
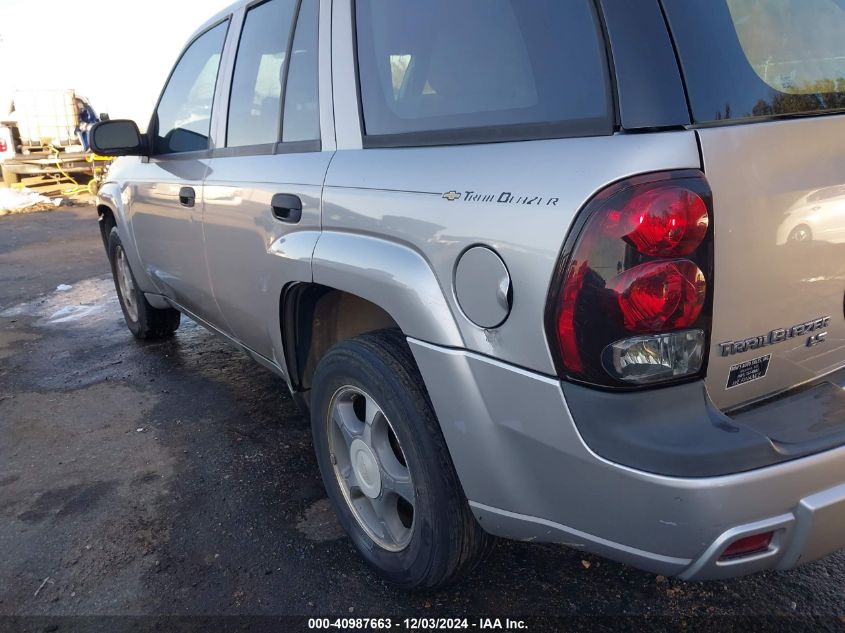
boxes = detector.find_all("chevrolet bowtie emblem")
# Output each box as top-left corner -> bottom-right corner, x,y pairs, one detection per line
442,191 -> 462,202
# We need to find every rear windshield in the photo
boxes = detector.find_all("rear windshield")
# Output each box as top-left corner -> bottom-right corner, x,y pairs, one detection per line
662,0 -> 845,123
354,0 -> 612,144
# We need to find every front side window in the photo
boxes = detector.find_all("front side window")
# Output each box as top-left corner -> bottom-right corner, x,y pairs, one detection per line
354,0 -> 611,142
663,0 -> 845,123
227,0 -> 299,147
154,21 -> 228,155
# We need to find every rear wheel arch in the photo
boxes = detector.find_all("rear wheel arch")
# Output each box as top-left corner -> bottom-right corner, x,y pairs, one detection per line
282,284 -> 402,397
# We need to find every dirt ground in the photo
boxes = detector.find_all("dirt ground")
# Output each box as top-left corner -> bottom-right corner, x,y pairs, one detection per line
1,206 -> 844,630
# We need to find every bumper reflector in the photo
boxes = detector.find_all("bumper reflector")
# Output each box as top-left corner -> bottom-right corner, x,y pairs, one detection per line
720,531 -> 774,560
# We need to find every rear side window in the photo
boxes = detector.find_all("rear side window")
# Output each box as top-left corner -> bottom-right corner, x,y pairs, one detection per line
354,0 -> 612,145
227,0 -> 298,147
282,0 -> 320,143
154,21 -> 228,155
663,0 -> 845,124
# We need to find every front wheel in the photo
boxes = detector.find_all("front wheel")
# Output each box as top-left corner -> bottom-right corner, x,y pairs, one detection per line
311,329 -> 493,590
107,227 -> 180,339
787,224 -> 813,243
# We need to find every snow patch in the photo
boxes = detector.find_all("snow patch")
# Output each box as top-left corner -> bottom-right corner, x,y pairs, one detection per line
1,277 -> 120,327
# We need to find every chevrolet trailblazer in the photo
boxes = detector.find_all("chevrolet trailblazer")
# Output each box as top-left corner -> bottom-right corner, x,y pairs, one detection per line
90,0 -> 845,588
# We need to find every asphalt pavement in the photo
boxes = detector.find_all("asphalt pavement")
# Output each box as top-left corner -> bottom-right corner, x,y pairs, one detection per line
1,206 -> 844,630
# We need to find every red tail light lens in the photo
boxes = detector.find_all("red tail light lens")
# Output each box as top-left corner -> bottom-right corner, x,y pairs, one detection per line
0,139 -> 6,153
619,187 -> 709,257
614,260 -> 706,332
558,261 -> 588,373
548,171 -> 713,388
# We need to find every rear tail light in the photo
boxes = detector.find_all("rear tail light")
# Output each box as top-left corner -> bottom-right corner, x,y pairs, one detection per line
547,171 -> 714,389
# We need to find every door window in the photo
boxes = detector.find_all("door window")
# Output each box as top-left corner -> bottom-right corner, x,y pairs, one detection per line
154,21 -> 228,155
354,0 -> 611,142
227,0 -> 298,147
282,0 -> 320,143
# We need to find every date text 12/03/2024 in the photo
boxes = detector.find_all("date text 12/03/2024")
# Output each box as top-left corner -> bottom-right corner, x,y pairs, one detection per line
307,618 -> 528,630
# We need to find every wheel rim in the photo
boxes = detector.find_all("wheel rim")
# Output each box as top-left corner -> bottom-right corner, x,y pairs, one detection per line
115,246 -> 139,322
328,385 -> 415,552
790,226 -> 811,242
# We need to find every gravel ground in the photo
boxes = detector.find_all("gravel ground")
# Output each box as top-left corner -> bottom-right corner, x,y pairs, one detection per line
1,206 -> 844,631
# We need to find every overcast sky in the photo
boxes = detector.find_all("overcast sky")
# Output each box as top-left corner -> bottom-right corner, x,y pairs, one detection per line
0,0 -> 233,125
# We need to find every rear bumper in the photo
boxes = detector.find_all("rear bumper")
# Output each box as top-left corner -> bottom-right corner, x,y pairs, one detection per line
408,339 -> 845,580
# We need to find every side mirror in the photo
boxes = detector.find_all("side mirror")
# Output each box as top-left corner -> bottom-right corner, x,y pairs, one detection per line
89,120 -> 146,157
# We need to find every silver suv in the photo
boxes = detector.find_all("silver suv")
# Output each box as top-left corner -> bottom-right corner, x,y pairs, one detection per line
91,0 -> 845,589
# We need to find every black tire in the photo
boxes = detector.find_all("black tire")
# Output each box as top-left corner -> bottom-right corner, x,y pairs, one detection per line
2,167 -> 21,186
787,224 -> 813,243
311,329 -> 493,590
107,227 -> 180,339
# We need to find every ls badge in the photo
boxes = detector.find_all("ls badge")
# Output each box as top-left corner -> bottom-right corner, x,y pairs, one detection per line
807,331 -> 828,348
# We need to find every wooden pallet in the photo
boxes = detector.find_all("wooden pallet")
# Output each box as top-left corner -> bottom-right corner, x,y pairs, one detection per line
17,175 -> 90,198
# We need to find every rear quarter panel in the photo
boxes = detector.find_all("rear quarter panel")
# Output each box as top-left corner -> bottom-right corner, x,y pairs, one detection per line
322,132 -> 702,374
